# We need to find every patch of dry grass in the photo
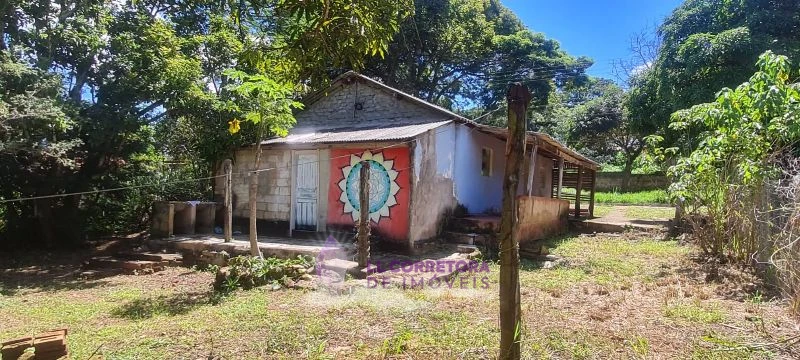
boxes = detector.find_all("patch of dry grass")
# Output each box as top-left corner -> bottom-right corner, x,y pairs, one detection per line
1,234 -> 798,359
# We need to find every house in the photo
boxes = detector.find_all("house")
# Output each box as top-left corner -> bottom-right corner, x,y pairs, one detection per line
215,72 -> 598,253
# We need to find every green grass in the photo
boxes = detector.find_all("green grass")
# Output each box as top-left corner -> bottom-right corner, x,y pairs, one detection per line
592,204 -> 615,217
558,188 -> 669,205
664,302 -> 726,324
594,189 -> 669,205
1,234 -> 792,359
624,206 -> 675,220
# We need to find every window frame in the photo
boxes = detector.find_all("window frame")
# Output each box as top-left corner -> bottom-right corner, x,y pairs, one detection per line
481,147 -> 493,177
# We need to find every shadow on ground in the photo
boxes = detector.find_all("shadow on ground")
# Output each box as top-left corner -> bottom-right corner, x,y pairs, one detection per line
0,251 -> 114,296
110,291 -> 222,320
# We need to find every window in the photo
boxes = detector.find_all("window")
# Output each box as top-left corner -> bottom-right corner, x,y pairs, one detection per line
481,147 -> 493,177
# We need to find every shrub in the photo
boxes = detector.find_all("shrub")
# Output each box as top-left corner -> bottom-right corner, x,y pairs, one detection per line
659,51 -> 800,314
214,255 -> 314,292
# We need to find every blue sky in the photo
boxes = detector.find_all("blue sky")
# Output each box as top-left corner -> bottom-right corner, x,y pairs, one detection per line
501,0 -> 683,80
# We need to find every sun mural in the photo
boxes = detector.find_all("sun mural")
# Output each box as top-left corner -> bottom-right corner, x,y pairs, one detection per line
338,151 -> 400,223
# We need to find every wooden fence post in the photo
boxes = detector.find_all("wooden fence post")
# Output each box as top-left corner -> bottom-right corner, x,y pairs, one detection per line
223,159 -> 233,242
499,83 -> 530,360
357,161 -> 371,267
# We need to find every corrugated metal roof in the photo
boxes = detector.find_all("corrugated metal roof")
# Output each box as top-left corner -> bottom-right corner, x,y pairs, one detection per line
261,120 -> 453,145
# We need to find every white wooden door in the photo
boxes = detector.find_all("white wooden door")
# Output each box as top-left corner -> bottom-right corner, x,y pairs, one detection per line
294,152 -> 318,229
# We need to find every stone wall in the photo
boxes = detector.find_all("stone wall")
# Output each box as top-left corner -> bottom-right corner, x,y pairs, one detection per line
293,79 -> 449,131
215,148 -> 292,222
595,172 -> 669,192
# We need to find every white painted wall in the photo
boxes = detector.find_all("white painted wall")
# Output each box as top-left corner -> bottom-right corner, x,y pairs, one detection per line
453,126 -> 506,214
435,123 -> 456,177
408,123 -> 458,245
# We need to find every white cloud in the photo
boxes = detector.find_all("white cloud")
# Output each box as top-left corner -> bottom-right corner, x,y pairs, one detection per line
630,61 -> 653,76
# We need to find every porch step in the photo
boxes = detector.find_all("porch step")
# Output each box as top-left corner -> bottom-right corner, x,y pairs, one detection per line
446,216 -> 499,233
443,231 -> 492,246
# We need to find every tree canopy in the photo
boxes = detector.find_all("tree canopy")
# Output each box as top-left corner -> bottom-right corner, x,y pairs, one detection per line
363,0 -> 591,111
0,0 -> 409,248
627,0 -> 800,152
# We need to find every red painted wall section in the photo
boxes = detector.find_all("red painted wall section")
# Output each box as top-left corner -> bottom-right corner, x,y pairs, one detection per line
327,148 -> 410,242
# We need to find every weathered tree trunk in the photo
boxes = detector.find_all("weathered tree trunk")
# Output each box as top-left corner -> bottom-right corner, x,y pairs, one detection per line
223,159 -> 233,242
622,157 -> 634,191
357,161 -> 371,267
499,83 -> 530,360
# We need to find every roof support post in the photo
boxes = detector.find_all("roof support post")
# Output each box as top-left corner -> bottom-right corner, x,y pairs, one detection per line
589,169 -> 596,218
526,143 -> 538,196
556,158 -> 564,199
575,166 -> 584,218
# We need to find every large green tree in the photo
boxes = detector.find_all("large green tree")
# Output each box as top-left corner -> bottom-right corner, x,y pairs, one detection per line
0,0 -> 409,247
627,0 -> 800,153
569,79 -> 646,181
363,0 -> 590,112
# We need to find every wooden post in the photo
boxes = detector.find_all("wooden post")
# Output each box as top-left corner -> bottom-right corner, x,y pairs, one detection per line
556,158 -> 564,199
223,159 -> 233,242
588,169 -> 596,218
499,83 -> 530,360
575,166 -> 583,218
248,147 -> 263,257
357,161 -> 371,267
526,143 -> 538,196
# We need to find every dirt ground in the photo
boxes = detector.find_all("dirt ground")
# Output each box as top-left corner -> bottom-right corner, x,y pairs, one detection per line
1,232 -> 798,359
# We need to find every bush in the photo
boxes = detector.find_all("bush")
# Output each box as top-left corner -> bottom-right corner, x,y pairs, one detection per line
661,51 -> 800,314
214,255 -> 315,292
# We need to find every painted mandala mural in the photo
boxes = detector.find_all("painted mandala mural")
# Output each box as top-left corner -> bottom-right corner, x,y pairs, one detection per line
327,148 -> 410,241
337,151 -> 400,222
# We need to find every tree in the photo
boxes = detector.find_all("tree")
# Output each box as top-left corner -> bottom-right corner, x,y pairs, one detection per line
224,69 -> 302,256
569,80 -> 646,186
627,0 -> 800,153
663,51 -> 800,260
0,0 -> 410,248
363,0 -> 590,111
0,53 -> 82,247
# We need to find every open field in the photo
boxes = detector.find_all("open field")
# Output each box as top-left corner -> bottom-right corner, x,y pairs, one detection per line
1,233 -> 797,359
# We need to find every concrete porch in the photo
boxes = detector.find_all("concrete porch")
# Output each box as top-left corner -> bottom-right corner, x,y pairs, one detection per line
145,234 -> 351,260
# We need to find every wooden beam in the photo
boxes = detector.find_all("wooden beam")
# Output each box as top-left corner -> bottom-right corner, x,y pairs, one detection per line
526,144 -> 538,196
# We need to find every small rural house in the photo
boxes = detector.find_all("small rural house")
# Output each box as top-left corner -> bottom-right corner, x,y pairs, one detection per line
216,72 -> 598,252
